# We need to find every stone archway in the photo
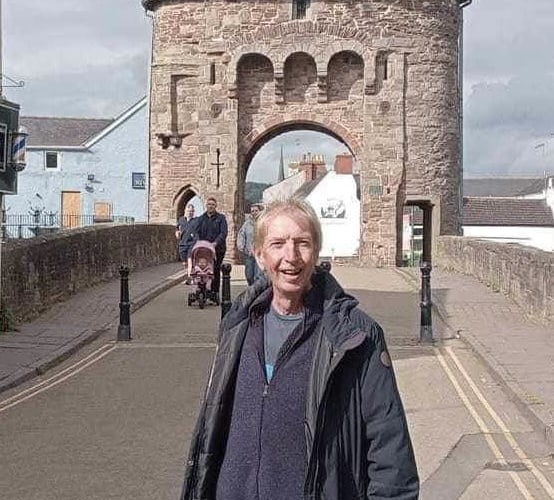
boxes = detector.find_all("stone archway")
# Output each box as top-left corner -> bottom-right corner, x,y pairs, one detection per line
238,122 -> 361,261
173,185 -> 200,219
145,4 -> 464,266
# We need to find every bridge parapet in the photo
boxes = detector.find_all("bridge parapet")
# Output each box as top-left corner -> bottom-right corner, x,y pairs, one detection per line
1,224 -> 176,323
436,236 -> 553,324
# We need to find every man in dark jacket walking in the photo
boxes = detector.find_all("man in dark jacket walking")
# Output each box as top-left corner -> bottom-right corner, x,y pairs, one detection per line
180,199 -> 419,500
195,197 -> 228,301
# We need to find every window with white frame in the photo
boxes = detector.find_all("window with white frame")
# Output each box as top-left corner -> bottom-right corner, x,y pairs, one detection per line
45,151 -> 59,169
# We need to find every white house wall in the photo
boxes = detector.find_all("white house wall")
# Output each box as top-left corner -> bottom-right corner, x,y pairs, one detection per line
306,171 -> 360,257
6,104 -> 148,222
463,225 -> 554,252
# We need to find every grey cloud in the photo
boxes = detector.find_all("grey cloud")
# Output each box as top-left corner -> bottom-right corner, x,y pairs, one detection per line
3,0 -> 150,117
9,52 -> 149,118
462,0 -> 554,175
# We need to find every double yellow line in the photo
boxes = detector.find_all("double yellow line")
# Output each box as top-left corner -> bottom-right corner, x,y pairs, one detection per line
0,343 -> 116,414
437,346 -> 554,499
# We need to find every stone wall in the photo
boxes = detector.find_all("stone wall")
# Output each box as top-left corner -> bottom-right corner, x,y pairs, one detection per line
145,0 -> 463,266
436,236 -> 553,323
1,224 -> 176,322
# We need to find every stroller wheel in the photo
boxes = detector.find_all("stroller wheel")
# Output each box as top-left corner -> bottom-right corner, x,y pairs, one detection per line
198,291 -> 206,309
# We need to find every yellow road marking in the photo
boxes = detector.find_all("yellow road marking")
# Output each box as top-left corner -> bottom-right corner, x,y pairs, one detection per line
445,346 -> 554,498
436,348 -> 534,499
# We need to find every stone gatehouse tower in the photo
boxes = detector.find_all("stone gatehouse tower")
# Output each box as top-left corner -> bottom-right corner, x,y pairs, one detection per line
142,0 -> 468,266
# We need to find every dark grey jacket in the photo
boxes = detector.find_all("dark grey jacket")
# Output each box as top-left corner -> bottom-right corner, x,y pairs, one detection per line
180,268 -> 419,500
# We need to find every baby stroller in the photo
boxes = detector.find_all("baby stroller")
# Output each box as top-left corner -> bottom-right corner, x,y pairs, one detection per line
187,240 -> 217,309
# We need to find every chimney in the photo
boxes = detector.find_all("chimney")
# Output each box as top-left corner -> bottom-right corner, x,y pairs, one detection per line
334,153 -> 353,175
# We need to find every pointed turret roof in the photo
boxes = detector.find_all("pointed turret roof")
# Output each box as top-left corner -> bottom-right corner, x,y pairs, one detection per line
277,146 -> 285,182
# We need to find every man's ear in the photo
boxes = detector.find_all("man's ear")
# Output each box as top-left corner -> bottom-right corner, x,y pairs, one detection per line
254,249 -> 264,271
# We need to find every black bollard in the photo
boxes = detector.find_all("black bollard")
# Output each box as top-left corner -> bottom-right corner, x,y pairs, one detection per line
419,261 -> 433,343
220,263 -> 232,319
117,265 -> 131,341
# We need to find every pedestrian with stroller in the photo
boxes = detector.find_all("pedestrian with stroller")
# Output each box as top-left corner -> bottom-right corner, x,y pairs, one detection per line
236,203 -> 263,285
194,197 -> 227,302
176,203 -> 196,283
180,198 -> 419,500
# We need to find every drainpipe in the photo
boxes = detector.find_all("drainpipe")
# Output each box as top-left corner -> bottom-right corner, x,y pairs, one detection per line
145,8 -> 154,222
458,0 -> 472,232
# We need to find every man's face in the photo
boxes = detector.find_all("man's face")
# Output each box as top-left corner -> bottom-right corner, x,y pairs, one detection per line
251,205 -> 261,219
255,211 -> 317,301
206,199 -> 217,215
185,205 -> 195,218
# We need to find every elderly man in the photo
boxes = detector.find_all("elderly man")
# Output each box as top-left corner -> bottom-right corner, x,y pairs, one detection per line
180,199 -> 419,500
236,203 -> 263,285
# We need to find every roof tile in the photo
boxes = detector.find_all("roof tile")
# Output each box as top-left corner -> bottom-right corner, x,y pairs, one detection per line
21,116 -> 113,147
463,197 -> 554,227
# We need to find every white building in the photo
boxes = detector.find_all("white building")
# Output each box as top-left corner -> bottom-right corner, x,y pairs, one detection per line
263,153 -> 360,258
462,176 -> 554,252
5,98 -> 148,237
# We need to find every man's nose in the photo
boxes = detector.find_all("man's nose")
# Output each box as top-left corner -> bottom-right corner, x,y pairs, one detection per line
283,240 -> 299,261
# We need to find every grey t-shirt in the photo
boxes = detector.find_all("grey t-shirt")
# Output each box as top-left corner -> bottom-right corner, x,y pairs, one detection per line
263,306 -> 304,381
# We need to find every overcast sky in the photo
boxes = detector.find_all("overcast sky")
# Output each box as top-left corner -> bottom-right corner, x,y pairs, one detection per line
3,0 -> 554,178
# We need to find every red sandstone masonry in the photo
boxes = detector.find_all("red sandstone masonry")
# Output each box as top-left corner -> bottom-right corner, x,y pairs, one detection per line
1,224 -> 176,322
147,0 -> 463,266
436,236 -> 553,324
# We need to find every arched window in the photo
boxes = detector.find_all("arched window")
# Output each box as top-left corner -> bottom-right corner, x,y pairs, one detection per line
284,52 -> 317,103
292,0 -> 310,19
327,51 -> 364,102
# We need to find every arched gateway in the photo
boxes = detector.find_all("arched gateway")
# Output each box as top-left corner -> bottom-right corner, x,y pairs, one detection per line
143,0 -> 469,266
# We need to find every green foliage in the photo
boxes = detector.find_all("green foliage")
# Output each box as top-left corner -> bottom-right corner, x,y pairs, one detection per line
0,301 -> 16,332
245,181 -> 271,207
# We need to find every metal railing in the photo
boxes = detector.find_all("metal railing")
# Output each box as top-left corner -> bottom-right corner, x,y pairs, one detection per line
1,213 -> 135,239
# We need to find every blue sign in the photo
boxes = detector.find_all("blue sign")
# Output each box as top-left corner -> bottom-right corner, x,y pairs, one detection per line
132,172 -> 146,189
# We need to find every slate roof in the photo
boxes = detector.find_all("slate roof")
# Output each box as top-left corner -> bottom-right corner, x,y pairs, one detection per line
293,175 -> 326,199
21,116 -> 114,147
463,177 -> 547,197
463,197 -> 554,227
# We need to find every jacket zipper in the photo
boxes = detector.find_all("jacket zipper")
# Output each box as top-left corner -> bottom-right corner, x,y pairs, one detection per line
304,347 -> 345,497
304,330 -> 367,498
255,382 -> 269,499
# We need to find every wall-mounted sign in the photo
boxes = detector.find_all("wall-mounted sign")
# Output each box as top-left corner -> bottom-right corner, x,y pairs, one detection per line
132,172 -> 146,189
320,197 -> 346,218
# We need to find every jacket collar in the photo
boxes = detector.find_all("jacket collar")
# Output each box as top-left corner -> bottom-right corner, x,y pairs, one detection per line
221,266 -> 363,352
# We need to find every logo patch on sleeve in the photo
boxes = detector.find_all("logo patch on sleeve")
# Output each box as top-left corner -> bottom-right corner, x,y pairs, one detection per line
380,350 -> 392,368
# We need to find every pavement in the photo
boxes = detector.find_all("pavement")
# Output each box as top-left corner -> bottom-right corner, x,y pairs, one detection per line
0,260 -> 552,448
0,262 -> 186,393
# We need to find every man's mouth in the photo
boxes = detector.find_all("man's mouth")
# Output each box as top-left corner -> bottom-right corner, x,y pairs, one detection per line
280,269 -> 302,276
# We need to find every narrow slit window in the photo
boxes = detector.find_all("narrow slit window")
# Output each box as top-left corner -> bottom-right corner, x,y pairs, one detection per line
292,0 -> 310,20
210,63 -> 216,85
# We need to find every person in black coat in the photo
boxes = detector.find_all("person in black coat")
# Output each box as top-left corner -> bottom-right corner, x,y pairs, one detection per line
194,197 -> 228,300
180,199 -> 419,500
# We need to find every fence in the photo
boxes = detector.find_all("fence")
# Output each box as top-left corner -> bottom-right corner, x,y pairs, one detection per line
1,213 -> 135,239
